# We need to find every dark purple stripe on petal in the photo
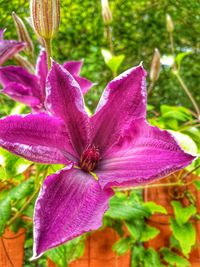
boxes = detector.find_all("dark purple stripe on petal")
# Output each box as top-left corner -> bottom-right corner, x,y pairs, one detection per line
97,119 -> 196,189
35,50 -> 48,100
32,166 -> 113,259
0,40 -> 26,65
45,61 -> 90,156
0,113 -> 77,164
0,65 -> 41,101
91,65 -> 147,156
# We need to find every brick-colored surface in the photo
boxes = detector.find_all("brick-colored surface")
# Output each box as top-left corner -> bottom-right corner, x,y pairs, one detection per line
0,228 -> 26,267
144,172 -> 200,266
48,227 -> 130,267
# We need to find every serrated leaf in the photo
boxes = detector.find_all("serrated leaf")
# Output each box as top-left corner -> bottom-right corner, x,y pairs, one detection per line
143,202 -> 167,215
0,198 -> 11,235
161,248 -> 190,267
141,225 -> 160,242
112,237 -> 130,255
170,218 -> 196,256
171,201 -> 196,225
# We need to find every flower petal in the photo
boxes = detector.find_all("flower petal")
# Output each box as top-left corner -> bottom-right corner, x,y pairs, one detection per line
45,61 -> 90,155
75,76 -> 93,94
97,119 -> 196,189
63,60 -> 83,75
35,50 -> 48,100
0,40 -> 26,65
63,60 -> 93,94
2,82 -> 41,107
0,66 -> 42,105
91,65 -> 147,155
0,113 -> 76,164
32,166 -> 113,259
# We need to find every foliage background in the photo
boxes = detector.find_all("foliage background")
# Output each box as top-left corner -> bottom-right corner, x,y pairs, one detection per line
0,0 -> 199,112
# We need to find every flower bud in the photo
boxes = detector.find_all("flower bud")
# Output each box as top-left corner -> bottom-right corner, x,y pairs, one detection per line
166,14 -> 174,33
12,12 -> 34,54
150,48 -> 161,82
101,0 -> 112,25
30,0 -> 60,39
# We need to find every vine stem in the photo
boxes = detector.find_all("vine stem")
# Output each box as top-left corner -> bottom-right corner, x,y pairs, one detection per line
44,38 -> 52,70
147,81 -> 154,95
115,164 -> 200,192
174,71 -> 200,119
7,187 -> 40,227
169,31 -> 200,119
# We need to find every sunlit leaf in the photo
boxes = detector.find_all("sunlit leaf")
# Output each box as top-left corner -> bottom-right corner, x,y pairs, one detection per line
161,248 -> 190,267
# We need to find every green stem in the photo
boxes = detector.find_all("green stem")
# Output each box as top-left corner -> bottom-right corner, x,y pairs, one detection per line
44,38 -> 52,70
7,187 -> 40,227
169,31 -> 200,118
106,25 -> 114,54
174,72 -> 200,118
169,32 -> 175,58
147,81 -> 154,96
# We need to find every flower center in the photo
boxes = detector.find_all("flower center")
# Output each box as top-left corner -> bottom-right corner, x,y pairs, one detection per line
80,145 -> 100,172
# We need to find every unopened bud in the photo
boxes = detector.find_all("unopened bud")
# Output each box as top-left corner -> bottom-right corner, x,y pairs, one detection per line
30,0 -> 60,39
150,48 -> 161,82
13,54 -> 34,73
101,0 -> 112,25
12,12 -> 34,55
166,14 -> 174,33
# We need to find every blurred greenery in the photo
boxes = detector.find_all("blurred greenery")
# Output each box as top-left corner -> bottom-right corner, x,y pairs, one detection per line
0,0 -> 200,266
0,0 -> 199,112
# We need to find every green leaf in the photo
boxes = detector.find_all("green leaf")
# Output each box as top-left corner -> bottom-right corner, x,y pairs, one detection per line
175,51 -> 192,71
160,105 -> 191,121
0,148 -> 31,178
161,248 -> 190,267
46,236 -> 86,267
169,131 -> 197,155
170,218 -> 196,256
106,195 -> 150,220
194,180 -> 200,190
140,225 -> 160,242
143,202 -> 167,215
0,198 -> 11,235
131,245 -> 145,267
144,248 -> 164,267
101,48 -> 125,73
125,219 -> 145,241
171,201 -> 196,225
112,237 -> 130,255
9,178 -> 35,202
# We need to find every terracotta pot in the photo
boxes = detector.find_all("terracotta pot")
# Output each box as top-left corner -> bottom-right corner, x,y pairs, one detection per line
48,227 -> 131,267
0,228 -> 26,267
144,172 -> 200,266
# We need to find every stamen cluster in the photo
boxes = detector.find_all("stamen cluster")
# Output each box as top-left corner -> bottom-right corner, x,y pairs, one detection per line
80,145 -> 100,172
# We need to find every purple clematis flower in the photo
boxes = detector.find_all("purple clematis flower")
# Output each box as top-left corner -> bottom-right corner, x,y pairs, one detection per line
0,29 -> 26,66
0,50 -> 92,111
0,61 -> 195,259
